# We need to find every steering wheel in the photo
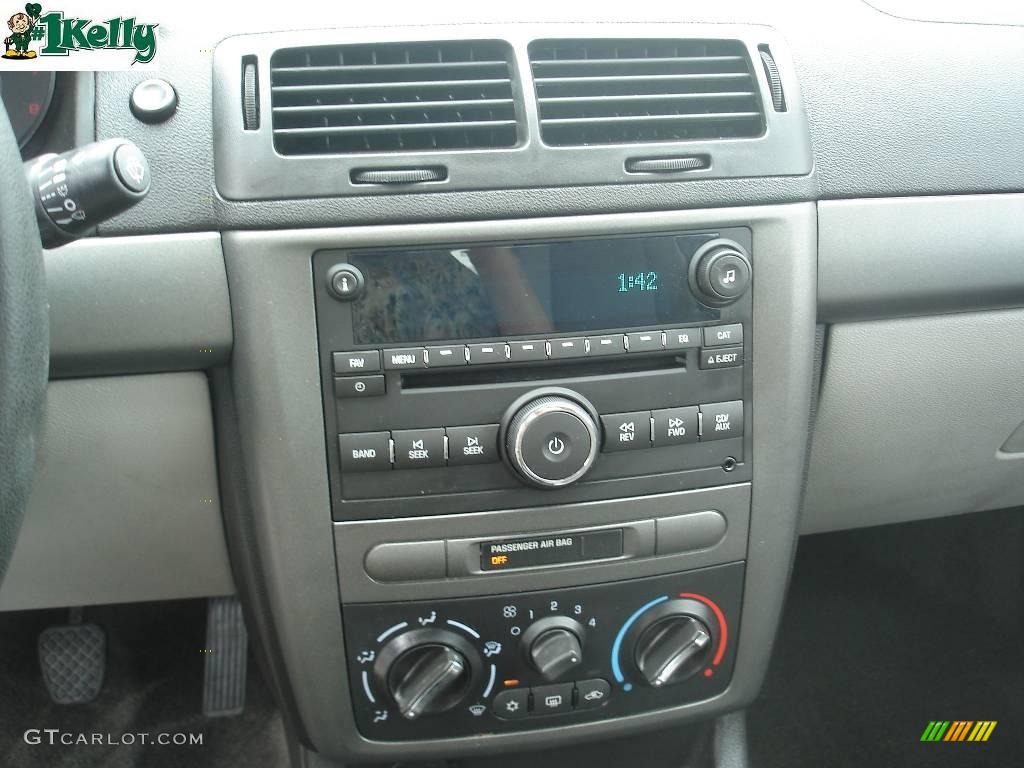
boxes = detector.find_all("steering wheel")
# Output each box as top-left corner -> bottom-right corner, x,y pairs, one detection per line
0,104 -> 48,584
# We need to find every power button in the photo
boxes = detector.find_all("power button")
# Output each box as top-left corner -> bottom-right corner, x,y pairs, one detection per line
504,393 -> 600,488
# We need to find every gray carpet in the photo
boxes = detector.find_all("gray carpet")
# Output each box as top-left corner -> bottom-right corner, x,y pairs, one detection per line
0,599 -> 290,768
747,507 -> 1024,768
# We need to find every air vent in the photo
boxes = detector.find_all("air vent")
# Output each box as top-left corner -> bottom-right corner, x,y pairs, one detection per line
529,39 -> 765,147
270,41 -> 519,156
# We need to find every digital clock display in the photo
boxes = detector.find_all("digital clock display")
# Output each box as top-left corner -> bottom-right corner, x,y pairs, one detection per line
617,271 -> 659,293
348,234 -> 720,344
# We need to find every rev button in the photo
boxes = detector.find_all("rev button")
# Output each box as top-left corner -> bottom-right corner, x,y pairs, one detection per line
601,411 -> 652,452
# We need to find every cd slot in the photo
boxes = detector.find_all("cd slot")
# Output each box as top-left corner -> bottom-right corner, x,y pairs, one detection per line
400,353 -> 686,389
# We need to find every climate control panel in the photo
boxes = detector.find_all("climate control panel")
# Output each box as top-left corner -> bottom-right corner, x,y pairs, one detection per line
342,563 -> 743,740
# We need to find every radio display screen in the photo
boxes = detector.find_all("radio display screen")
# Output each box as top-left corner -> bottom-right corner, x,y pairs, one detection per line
347,234 -> 720,345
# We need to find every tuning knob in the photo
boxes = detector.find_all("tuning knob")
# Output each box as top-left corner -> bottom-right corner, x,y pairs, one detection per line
374,629 -> 480,720
690,239 -> 751,306
521,617 -> 586,681
631,599 -> 717,688
502,389 -> 600,489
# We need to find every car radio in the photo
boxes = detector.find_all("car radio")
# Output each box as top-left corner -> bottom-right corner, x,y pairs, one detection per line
313,229 -> 753,522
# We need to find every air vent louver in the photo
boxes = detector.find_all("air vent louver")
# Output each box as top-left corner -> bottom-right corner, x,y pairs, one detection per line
529,39 -> 765,147
271,41 -> 519,156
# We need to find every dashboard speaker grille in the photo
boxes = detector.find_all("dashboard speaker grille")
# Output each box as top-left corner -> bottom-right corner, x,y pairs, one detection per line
528,39 -> 765,146
270,40 -> 519,156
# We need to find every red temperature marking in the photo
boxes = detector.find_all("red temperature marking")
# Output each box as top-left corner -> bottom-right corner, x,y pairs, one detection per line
28,103 -> 41,116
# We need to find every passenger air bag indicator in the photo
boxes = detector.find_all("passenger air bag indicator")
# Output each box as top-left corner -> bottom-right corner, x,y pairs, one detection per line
481,529 -> 623,571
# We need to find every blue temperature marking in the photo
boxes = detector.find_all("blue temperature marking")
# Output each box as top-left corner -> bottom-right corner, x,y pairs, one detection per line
611,595 -> 669,684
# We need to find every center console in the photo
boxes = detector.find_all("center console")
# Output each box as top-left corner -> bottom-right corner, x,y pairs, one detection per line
221,203 -> 815,761
315,229 -> 755,740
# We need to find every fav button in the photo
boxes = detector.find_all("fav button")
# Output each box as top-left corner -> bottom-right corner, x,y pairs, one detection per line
392,428 -> 445,468
703,324 -> 743,347
600,411 -> 652,452
531,682 -> 573,715
493,688 -> 530,720
575,679 -> 611,710
446,425 -> 499,466
333,350 -> 381,374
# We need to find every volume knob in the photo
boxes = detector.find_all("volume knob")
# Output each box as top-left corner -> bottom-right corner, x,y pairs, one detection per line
503,390 -> 600,489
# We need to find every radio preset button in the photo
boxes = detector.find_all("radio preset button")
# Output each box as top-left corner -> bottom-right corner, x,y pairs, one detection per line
425,345 -> 468,368
338,432 -> 391,472
703,324 -> 743,347
333,350 -> 381,374
699,346 -> 743,370
383,348 -> 426,370
467,343 -> 508,365
625,331 -> 664,353
601,411 -> 652,452
700,401 -> 743,441
652,406 -> 699,446
665,328 -> 701,349
392,428 -> 446,469
446,425 -> 499,466
334,375 -> 385,399
508,340 -> 546,362
586,334 -> 626,356
547,337 -> 587,359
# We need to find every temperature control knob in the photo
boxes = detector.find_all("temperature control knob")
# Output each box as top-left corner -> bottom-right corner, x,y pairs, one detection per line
630,599 -> 718,688
690,239 -> 751,306
521,617 -> 586,681
374,629 -> 481,720
502,389 -> 600,489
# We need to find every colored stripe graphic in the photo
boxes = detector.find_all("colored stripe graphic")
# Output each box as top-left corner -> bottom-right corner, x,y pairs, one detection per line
921,720 -> 996,742
921,721 -> 949,741
945,721 -> 972,741
969,721 -> 997,742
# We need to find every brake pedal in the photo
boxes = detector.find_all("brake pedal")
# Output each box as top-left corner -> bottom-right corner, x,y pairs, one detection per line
38,609 -> 106,705
202,595 -> 248,717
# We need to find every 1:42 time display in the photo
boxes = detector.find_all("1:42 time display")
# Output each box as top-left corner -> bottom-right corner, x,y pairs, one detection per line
617,271 -> 659,292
